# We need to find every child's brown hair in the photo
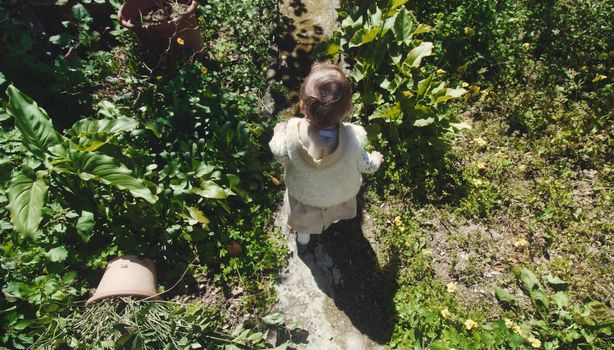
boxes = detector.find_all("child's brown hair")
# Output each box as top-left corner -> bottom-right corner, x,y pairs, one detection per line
299,63 -> 352,129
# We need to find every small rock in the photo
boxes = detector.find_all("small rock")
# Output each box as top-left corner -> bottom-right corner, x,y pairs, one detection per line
231,287 -> 244,297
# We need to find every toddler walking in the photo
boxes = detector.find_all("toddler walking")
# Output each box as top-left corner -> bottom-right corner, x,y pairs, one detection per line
269,63 -> 383,245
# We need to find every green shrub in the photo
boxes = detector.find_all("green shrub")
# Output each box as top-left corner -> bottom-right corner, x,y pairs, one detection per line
319,0 -> 468,198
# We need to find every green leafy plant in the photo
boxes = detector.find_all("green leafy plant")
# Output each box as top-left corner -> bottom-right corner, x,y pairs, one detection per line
319,0 -> 468,193
4,85 -> 157,237
383,211 -> 613,349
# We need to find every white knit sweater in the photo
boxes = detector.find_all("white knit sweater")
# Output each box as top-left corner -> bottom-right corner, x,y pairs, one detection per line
269,117 -> 382,208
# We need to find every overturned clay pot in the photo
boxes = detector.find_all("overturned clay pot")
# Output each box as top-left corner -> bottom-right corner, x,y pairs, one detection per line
86,255 -> 159,305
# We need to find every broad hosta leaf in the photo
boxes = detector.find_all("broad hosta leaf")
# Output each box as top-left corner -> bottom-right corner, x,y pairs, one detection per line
379,76 -> 403,93
413,117 -> 435,127
67,117 -> 139,138
349,27 -> 381,48
417,74 -> 434,97
369,103 -> 401,123
318,42 -> 340,56
187,207 -> 209,226
6,85 -> 60,160
7,170 -> 48,236
341,14 -> 363,30
76,210 -> 94,242
392,8 -> 414,44
68,151 -> 157,203
414,23 -> 433,34
191,180 -> 227,199
435,88 -> 467,103
368,6 -> 383,27
403,41 -> 434,68
390,0 -> 409,12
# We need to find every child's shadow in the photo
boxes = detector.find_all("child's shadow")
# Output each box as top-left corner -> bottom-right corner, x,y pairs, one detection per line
298,209 -> 399,344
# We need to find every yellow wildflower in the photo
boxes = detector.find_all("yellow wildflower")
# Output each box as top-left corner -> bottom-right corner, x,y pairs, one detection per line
528,336 -> 541,348
464,319 -> 478,330
522,43 -> 530,49
505,318 -> 514,328
512,325 -> 521,334
446,282 -> 457,293
461,81 -> 469,88
441,308 -> 451,319
472,178 -> 484,187
513,238 -> 528,248
474,137 -> 487,147
200,66 -> 208,74
420,66 -> 426,73
394,216 -> 403,227
495,150 -> 508,159
176,37 -> 185,45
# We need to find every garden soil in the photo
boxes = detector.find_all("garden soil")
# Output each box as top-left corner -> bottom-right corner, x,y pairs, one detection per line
273,202 -> 396,349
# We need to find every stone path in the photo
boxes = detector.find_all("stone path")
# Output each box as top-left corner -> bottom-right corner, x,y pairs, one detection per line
273,203 -> 392,350
269,1 -> 397,349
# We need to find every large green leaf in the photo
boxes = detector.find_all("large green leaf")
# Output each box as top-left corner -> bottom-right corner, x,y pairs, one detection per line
186,207 -> 209,227
413,117 -> 435,127
76,210 -> 94,242
349,27 -> 381,48
417,74 -> 434,97
403,41 -> 434,68
7,170 -> 48,236
495,287 -> 518,309
519,268 -> 541,291
390,0 -> 409,12
67,117 -> 139,138
369,103 -> 401,124
46,246 -> 68,262
435,88 -> 467,103
68,151 -> 157,204
392,8 -> 414,44
191,180 -> 227,199
6,85 -> 60,160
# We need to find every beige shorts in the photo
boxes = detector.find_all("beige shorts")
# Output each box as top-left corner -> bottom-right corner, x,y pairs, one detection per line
286,193 -> 357,234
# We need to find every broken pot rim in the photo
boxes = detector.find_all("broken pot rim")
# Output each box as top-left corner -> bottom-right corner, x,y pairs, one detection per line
118,0 -> 197,30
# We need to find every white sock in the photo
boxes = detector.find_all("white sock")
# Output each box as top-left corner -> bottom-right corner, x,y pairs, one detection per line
297,232 -> 310,245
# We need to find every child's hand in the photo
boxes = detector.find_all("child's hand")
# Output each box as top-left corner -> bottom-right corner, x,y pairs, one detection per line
371,151 -> 384,164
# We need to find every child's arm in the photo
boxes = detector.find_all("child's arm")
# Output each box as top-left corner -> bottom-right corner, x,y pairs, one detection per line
268,122 -> 289,161
357,150 -> 383,174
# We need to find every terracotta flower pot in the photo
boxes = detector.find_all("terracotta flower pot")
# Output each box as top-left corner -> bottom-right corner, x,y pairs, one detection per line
86,255 -> 160,305
118,0 -> 204,53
